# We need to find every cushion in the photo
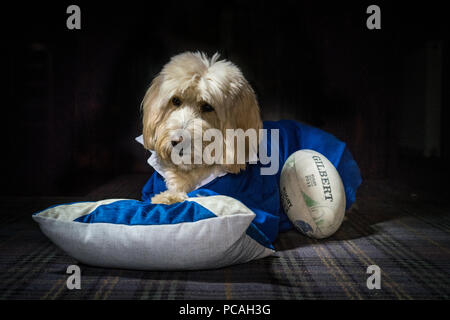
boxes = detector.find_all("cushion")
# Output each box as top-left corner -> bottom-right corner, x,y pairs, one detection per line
32,195 -> 274,271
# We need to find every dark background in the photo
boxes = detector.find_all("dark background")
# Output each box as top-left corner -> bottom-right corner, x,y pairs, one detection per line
1,1 -> 449,196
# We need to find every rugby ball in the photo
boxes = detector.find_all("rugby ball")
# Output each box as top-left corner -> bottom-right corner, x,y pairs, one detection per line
280,149 -> 346,239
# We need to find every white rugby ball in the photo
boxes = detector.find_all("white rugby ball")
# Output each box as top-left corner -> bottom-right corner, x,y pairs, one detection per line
280,149 -> 346,239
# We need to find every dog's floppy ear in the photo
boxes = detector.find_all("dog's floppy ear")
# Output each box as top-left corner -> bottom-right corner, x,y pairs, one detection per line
141,74 -> 164,150
234,82 -> 263,135
223,82 -> 262,174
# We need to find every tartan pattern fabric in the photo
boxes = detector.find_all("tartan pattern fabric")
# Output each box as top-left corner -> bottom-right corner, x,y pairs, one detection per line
1,175 -> 449,299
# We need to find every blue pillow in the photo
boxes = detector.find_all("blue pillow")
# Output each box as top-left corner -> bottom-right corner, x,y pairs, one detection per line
32,196 -> 274,270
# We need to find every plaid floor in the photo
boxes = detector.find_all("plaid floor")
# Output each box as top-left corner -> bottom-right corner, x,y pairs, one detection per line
1,175 -> 449,299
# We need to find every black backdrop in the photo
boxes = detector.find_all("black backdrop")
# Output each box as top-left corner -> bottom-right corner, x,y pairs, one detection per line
2,1 -> 449,196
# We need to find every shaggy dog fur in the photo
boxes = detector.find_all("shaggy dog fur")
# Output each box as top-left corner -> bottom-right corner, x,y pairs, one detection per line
141,52 -> 262,204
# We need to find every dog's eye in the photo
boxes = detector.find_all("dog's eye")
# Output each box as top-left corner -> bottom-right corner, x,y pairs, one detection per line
171,97 -> 182,107
201,103 -> 214,113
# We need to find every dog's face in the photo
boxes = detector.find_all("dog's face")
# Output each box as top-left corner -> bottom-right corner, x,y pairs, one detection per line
141,52 -> 262,172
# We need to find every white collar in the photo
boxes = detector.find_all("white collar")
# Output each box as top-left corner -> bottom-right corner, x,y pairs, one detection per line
135,135 -> 231,190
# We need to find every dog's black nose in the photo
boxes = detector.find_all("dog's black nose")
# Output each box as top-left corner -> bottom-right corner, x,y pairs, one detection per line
171,137 -> 183,147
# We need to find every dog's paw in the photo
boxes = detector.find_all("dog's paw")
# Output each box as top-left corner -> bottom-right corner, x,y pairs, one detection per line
151,191 -> 188,205
223,163 -> 247,174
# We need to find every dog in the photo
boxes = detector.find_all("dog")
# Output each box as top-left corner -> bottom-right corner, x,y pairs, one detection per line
141,52 -> 262,204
